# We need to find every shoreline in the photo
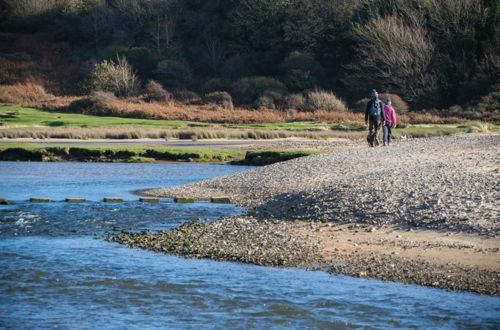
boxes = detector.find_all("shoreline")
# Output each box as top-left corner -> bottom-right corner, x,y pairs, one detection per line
120,135 -> 499,295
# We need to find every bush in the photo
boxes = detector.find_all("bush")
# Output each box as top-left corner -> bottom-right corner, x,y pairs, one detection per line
353,98 -> 370,113
0,83 -> 51,106
90,90 -> 117,104
231,76 -> 287,105
155,59 -> 192,89
117,47 -> 157,78
461,121 -> 494,133
204,91 -> 233,110
255,95 -> 276,110
66,91 -> 117,115
172,90 -> 201,104
281,51 -> 323,92
302,90 -> 347,112
83,57 -> 140,97
202,78 -> 231,93
144,80 -> 171,102
380,93 -> 409,114
282,93 -> 306,110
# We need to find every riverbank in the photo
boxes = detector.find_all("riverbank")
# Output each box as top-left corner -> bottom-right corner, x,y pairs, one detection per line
0,143 -> 323,165
126,134 -> 500,295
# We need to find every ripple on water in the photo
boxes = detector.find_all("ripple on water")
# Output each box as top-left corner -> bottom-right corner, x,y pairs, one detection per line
0,162 -> 499,328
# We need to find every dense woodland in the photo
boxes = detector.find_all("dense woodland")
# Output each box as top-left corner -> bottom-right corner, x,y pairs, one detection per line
0,0 -> 499,114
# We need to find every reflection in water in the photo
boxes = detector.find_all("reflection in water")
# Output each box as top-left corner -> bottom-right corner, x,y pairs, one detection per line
0,162 -> 499,328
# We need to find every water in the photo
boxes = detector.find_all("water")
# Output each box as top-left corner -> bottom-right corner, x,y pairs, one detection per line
1,162 -> 499,328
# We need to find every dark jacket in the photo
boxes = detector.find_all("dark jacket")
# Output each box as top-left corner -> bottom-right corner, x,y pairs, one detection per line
365,99 -> 386,122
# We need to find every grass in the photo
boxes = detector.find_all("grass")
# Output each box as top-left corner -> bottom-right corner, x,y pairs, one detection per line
0,143 -> 247,163
1,105 -> 497,141
0,105 -> 350,131
223,121 -> 333,130
0,143 -> 324,165
0,105 -> 196,128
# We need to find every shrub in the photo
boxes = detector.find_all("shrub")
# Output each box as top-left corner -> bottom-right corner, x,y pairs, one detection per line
231,76 -> 287,105
172,90 -> 202,104
83,60 -> 116,93
83,57 -> 140,97
117,47 -> 157,78
281,51 -> 323,92
144,80 -> 171,102
66,91 -> 117,115
353,98 -> 370,113
0,83 -> 51,106
255,95 -> 275,110
204,91 -> 233,110
380,93 -> 409,114
303,89 -> 347,112
461,121 -> 494,133
282,93 -> 306,110
255,90 -> 285,110
202,78 -> 231,93
155,59 -> 192,89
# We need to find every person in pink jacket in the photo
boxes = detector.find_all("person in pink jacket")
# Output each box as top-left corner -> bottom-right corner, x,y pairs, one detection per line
383,97 -> 397,146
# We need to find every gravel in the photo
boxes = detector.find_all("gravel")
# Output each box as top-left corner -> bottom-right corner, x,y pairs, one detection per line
124,135 -> 500,295
145,135 -> 500,236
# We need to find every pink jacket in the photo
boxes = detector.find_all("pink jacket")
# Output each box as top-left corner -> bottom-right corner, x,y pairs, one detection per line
384,104 -> 397,126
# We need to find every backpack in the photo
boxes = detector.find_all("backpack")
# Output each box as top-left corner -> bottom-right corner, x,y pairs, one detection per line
369,100 -> 381,117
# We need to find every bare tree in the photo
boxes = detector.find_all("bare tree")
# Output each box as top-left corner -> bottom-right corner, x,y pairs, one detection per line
147,1 -> 176,55
110,56 -> 140,97
353,14 -> 436,101
203,36 -> 226,74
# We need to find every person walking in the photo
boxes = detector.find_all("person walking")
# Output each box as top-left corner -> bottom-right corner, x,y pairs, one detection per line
365,89 -> 386,147
383,97 -> 397,146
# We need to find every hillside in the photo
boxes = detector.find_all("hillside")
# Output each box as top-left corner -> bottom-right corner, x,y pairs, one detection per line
0,0 -> 499,119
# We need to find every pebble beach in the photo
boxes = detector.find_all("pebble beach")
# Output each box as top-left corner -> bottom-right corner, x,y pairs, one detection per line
117,135 -> 500,295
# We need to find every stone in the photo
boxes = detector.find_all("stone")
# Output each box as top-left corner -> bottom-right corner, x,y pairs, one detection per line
30,198 -> 51,203
104,197 -> 124,203
65,198 -> 87,203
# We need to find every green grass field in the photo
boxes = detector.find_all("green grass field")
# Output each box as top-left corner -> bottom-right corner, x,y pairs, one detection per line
0,105 -> 193,128
1,105 -> 497,140
0,105 -> 337,131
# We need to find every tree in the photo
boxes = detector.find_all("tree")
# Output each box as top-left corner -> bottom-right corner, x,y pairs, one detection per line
352,14 -> 436,104
84,56 -> 140,97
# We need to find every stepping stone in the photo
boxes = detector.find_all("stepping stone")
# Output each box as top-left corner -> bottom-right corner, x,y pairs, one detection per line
30,198 -> 51,203
65,198 -> 87,203
210,197 -> 231,204
139,197 -> 160,203
174,197 -> 195,203
104,197 -> 123,203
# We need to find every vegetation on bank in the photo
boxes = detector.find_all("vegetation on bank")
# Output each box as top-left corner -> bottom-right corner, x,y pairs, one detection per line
1,0 -> 498,114
1,105 -> 497,141
0,143 -> 321,165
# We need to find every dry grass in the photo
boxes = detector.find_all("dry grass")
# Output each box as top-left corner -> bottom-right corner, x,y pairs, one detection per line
0,84 -> 480,127
399,112 -> 465,126
0,127 -> 360,140
0,83 -> 76,108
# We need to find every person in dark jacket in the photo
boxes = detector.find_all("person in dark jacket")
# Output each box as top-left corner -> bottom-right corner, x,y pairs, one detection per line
365,89 -> 386,147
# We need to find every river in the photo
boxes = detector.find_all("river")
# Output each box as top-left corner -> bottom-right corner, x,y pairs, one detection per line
0,162 -> 498,328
